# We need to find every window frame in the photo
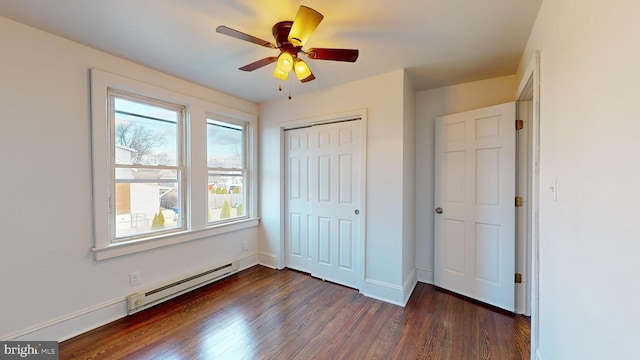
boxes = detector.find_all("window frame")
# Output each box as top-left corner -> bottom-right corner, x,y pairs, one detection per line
206,116 -> 250,225
109,90 -> 187,241
90,69 -> 258,260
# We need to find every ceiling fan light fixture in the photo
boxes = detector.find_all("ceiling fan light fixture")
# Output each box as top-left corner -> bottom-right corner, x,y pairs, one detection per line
288,6 -> 324,47
217,5 -> 357,89
276,52 -> 294,73
273,67 -> 289,81
294,58 -> 314,82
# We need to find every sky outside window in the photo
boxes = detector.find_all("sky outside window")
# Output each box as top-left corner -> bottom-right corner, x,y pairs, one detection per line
114,97 -> 179,166
207,119 -> 243,168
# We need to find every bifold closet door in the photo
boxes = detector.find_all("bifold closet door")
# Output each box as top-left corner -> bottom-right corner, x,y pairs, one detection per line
285,120 -> 362,289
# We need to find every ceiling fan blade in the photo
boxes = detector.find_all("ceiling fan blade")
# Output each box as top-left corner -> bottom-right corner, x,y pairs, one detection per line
288,6 -> 324,47
216,25 -> 276,49
300,73 -> 316,83
306,48 -> 359,62
239,56 -> 278,71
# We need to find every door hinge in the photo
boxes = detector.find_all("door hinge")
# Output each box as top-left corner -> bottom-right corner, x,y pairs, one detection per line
515,273 -> 523,283
515,119 -> 524,130
515,196 -> 523,207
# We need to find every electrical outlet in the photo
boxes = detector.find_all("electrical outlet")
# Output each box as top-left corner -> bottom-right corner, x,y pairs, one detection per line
242,240 -> 248,251
130,271 -> 141,286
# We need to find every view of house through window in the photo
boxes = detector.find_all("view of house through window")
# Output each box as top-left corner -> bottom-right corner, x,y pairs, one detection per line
112,94 -> 184,240
207,119 -> 247,223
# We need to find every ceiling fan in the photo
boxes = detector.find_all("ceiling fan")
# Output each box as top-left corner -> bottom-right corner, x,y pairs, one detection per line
216,5 -> 359,84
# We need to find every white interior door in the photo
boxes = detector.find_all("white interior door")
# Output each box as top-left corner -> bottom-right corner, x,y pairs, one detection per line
434,102 -> 516,311
285,120 -> 362,289
285,128 -> 311,273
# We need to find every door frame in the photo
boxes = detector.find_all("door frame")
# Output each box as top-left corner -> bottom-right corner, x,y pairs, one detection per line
278,108 -> 368,292
515,51 -> 541,358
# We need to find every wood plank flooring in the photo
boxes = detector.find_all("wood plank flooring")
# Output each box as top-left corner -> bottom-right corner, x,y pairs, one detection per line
60,265 -> 530,359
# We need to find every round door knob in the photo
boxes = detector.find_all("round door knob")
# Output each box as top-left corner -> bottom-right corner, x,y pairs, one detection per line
355,209 -> 360,215
435,207 -> 443,214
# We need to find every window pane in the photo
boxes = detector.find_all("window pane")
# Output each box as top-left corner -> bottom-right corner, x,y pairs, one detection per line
208,172 -> 245,222
114,97 -> 179,166
207,120 -> 243,168
114,169 -> 182,239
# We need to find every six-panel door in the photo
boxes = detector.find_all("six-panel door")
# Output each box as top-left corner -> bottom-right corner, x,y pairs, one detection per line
434,102 -> 516,311
285,120 -> 362,289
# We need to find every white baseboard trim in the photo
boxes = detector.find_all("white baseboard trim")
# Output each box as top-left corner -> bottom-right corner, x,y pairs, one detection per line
416,266 -> 434,284
2,297 -> 126,342
258,251 -> 278,269
363,271 -> 417,307
402,271 -> 418,305
362,279 -> 405,306
2,257 -> 260,343
237,253 -> 259,271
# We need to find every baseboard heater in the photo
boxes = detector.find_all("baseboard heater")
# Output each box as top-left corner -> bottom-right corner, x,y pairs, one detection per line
126,261 -> 239,315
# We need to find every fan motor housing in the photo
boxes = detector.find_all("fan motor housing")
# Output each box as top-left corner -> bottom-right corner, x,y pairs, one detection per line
272,21 -> 302,56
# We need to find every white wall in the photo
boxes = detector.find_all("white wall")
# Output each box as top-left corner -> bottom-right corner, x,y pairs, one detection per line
518,1 -> 640,359
259,69 -> 416,304
414,75 -> 518,283
0,17 -> 259,341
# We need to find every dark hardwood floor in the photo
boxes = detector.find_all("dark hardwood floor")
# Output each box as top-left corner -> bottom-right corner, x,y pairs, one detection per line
60,266 -> 530,359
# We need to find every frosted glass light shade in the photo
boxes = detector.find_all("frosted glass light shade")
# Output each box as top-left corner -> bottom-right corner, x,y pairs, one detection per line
276,52 -> 294,73
294,59 -> 314,82
273,67 -> 289,80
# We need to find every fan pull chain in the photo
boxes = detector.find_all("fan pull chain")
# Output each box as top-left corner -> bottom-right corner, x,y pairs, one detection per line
288,81 -> 292,100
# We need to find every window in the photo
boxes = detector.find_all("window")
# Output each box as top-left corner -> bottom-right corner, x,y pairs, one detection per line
111,93 -> 185,241
91,69 -> 258,260
207,118 -> 248,224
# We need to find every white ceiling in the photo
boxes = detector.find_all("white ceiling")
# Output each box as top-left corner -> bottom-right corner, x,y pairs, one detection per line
0,0 -> 542,104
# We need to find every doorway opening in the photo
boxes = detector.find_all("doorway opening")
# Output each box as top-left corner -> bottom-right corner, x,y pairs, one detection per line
516,78 -> 533,315
515,51 -> 541,357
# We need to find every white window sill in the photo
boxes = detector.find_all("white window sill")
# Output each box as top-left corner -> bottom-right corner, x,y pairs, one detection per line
92,217 -> 259,260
